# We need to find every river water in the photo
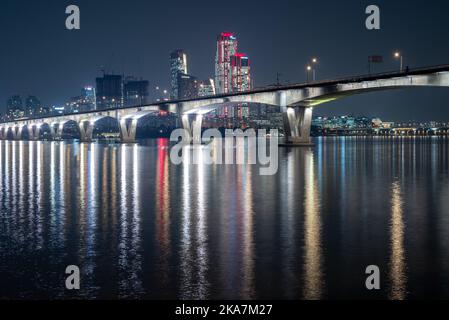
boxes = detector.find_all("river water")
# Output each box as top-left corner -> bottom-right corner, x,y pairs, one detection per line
1,137 -> 449,299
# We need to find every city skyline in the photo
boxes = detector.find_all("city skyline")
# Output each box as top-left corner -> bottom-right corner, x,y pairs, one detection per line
1,0 -> 449,121
3,30 -> 254,119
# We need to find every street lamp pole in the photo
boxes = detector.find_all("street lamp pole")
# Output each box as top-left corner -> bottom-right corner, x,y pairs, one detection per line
394,52 -> 403,72
306,65 -> 312,83
311,58 -> 318,81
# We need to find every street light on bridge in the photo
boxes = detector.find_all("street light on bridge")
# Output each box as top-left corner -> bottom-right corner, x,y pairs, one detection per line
394,51 -> 403,72
306,65 -> 312,83
311,57 -> 318,81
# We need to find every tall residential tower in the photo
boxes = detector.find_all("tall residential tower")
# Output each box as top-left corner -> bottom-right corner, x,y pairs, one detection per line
215,32 -> 238,94
230,53 -> 251,92
170,49 -> 188,99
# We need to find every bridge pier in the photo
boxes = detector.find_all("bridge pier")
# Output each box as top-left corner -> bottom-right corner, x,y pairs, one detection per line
12,125 -> 24,140
119,118 -> 139,143
27,124 -> 41,140
181,113 -> 203,144
79,120 -> 95,142
281,106 -> 314,146
0,127 -> 6,140
51,122 -> 66,140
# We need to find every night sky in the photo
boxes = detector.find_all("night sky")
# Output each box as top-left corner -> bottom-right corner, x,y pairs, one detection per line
1,0 -> 449,121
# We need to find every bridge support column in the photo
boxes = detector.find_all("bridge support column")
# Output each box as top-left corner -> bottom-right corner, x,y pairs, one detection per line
281,106 -> 314,146
181,113 -> 203,144
119,118 -> 139,143
27,124 -> 41,140
51,122 -> 66,140
12,125 -> 24,140
0,127 -> 6,140
79,120 -> 95,142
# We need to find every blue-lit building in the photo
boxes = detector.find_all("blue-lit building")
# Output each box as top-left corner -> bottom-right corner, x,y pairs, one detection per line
170,49 -> 188,99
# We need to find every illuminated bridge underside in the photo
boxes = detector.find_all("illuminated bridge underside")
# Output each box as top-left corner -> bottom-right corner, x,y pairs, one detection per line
1,67 -> 449,144
300,73 -> 449,107
177,71 -> 449,144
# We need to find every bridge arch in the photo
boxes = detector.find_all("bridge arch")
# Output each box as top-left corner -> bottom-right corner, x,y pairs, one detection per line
0,126 -> 10,140
78,115 -> 119,142
51,120 -> 80,140
4,126 -> 15,140
119,110 -> 176,142
290,72 -> 449,107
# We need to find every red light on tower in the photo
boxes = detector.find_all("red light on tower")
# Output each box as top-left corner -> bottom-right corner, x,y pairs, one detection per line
221,32 -> 234,37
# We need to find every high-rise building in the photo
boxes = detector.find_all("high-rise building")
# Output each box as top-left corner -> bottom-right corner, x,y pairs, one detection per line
170,49 -> 188,99
177,73 -> 199,100
96,74 -> 123,110
124,78 -> 149,107
82,86 -> 96,110
215,32 -> 238,94
6,95 -> 24,120
25,95 -> 42,117
230,53 -> 251,92
198,79 -> 216,97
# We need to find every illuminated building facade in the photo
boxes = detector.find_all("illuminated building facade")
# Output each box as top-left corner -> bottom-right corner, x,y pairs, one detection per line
170,49 -> 188,99
215,32 -> 238,94
230,53 -> 251,92
82,86 -> 96,110
198,79 -> 216,97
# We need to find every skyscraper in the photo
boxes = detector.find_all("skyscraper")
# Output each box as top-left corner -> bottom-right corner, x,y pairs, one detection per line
230,53 -> 251,92
124,78 -> 149,107
215,32 -> 238,94
96,74 -> 123,110
82,86 -> 96,110
170,49 -> 188,99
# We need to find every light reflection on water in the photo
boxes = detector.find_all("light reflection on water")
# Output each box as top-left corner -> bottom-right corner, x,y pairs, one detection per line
303,151 -> 323,300
0,137 -> 449,299
389,180 -> 406,300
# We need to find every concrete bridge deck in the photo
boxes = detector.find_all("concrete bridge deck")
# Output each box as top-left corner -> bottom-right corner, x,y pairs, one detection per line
1,65 -> 449,144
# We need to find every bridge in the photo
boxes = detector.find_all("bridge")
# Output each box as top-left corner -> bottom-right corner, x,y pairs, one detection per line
1,65 -> 449,145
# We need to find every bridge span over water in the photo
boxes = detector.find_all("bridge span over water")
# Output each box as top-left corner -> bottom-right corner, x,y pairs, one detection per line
1,65 -> 449,145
